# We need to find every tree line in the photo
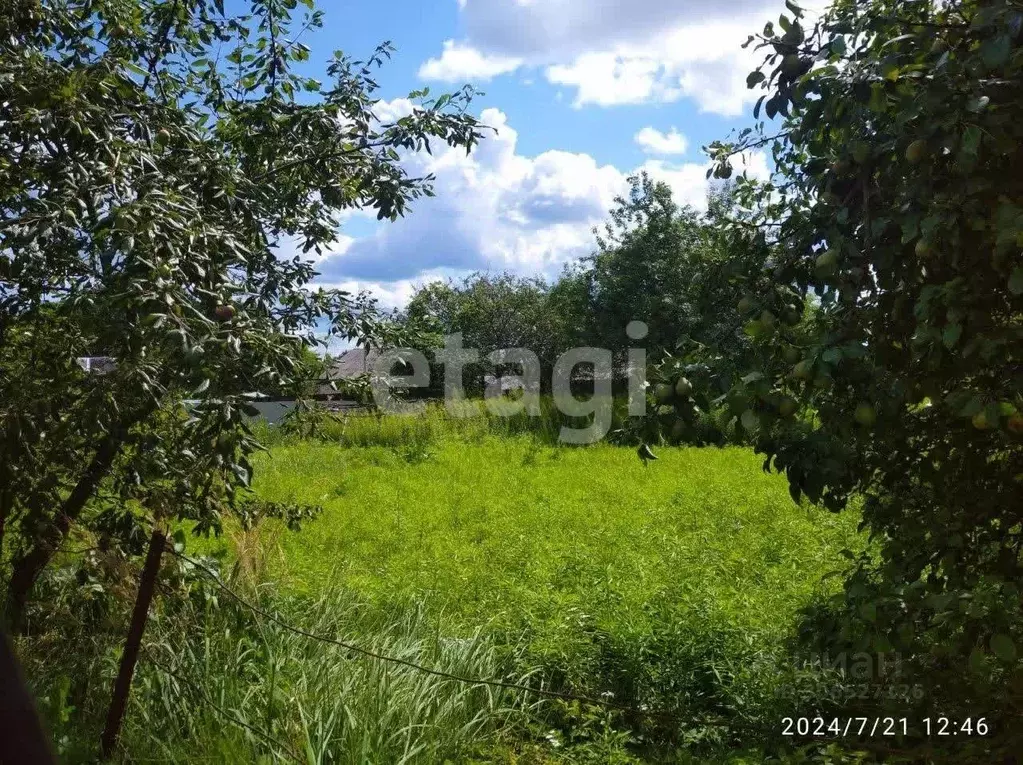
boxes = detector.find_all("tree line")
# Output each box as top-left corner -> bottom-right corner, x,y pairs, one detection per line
391,177 -> 770,398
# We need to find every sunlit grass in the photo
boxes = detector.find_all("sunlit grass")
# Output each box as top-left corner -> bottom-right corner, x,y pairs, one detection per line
213,419 -> 866,754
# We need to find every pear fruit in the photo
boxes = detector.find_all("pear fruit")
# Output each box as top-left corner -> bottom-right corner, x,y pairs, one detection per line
905,139 -> 927,164
654,383 -> 674,404
853,403 -> 877,427
779,396 -> 798,418
791,360 -> 813,380
816,249 -> 840,275
214,304 -> 236,321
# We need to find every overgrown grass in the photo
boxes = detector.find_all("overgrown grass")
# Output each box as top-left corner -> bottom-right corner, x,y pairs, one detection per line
21,556 -> 535,764
21,410 -> 868,762
221,411 -> 866,757
256,398 -> 633,450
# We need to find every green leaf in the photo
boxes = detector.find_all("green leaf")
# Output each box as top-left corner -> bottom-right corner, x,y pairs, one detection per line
959,395 -> 984,417
754,95 -> 766,119
991,634 -> 1017,663
969,647 -> 986,675
942,323 -> 962,349
981,36 -> 1010,68
746,71 -> 766,88
1009,268 -> 1023,295
740,409 -> 759,431
961,125 -> 982,157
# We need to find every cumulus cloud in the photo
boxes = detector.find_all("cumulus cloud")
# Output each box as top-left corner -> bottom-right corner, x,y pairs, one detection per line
313,103 -> 770,299
456,0 -> 770,59
415,0 -> 809,116
315,107 -> 623,286
638,149 -> 770,208
545,17 -> 769,115
634,127 -> 689,155
418,40 -> 523,83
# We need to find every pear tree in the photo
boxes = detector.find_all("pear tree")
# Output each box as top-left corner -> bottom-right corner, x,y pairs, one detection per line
684,0 -> 1023,730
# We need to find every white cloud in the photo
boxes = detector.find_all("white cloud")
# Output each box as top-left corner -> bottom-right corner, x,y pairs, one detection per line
417,40 -> 523,83
372,97 -> 416,123
316,107 -> 622,286
313,103 -> 770,301
639,149 -> 769,209
542,17 -> 768,115
634,127 -> 689,155
456,0 -> 770,59
417,0 -> 804,115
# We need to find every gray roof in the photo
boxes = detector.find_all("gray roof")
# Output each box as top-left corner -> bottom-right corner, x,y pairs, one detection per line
325,347 -> 381,379
317,348 -> 382,397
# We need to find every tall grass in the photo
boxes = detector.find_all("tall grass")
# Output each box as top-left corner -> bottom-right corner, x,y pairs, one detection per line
20,546 -> 536,764
229,432 -> 865,757
19,409 -> 868,762
254,397 -> 658,451
124,587 -> 531,764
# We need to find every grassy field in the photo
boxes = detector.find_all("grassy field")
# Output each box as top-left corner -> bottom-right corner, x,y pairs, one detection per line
27,410 -> 869,763
183,412 -> 867,760
248,436 -> 860,643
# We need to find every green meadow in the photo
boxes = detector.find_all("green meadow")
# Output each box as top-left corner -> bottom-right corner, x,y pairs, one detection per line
162,410 -> 868,761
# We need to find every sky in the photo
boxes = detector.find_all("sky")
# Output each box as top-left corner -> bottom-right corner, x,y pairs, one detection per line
288,0 -> 800,309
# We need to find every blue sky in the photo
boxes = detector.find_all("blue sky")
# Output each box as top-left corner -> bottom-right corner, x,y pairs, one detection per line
287,0 -> 795,308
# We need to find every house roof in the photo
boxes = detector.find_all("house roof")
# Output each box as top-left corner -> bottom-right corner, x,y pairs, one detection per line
317,347 -> 383,397
325,347 -> 380,379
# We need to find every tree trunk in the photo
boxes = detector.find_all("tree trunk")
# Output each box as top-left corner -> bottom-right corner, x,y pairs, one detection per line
100,527 -> 166,759
2,432 -> 124,631
0,626 -> 57,764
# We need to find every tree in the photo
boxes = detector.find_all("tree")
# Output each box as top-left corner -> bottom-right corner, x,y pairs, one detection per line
1,0 -> 483,751
588,174 -> 770,377
692,0 -> 1023,737
399,272 -> 576,394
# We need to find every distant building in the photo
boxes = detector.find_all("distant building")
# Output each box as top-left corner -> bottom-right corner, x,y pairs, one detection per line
318,347 -> 382,399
